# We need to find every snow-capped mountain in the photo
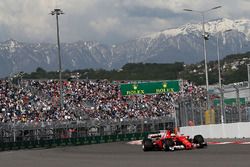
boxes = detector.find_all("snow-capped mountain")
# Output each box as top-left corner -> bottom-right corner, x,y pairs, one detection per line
1,18 -> 250,78
0,40 -> 111,77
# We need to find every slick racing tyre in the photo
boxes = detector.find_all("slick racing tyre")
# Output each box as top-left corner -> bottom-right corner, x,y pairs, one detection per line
193,135 -> 205,148
142,139 -> 153,151
163,138 -> 175,151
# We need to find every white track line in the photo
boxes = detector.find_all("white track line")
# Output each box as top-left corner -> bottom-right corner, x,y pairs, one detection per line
127,140 -> 142,145
127,140 -> 250,145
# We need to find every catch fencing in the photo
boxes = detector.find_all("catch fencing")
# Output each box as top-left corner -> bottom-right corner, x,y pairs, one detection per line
0,116 -> 174,151
177,84 -> 250,126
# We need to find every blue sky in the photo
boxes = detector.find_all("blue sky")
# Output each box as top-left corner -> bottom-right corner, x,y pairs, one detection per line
0,0 -> 249,44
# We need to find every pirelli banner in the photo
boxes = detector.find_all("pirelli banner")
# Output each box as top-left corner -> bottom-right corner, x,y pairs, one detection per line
120,80 -> 180,96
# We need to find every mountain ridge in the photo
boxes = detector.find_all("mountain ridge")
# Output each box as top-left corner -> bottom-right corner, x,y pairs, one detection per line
1,18 -> 250,78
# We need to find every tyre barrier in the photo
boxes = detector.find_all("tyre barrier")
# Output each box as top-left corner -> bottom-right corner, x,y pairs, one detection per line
0,132 -> 149,151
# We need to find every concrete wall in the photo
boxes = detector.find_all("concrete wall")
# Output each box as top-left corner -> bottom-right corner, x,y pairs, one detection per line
180,122 -> 250,138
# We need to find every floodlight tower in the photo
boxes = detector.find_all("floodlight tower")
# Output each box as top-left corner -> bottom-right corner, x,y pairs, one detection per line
51,8 -> 64,109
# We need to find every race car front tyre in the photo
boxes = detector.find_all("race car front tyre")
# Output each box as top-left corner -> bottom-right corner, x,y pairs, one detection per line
142,139 -> 153,151
163,138 -> 175,151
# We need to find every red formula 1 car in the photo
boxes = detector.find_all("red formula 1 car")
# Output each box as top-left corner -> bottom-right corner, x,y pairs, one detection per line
142,130 -> 207,151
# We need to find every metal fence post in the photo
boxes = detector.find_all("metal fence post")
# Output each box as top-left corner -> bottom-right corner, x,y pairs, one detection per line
199,101 -> 203,125
141,118 -> 144,133
172,103 -> 178,131
218,88 -> 225,123
184,102 -> 188,126
13,122 -> 16,143
178,101 -> 182,127
190,99 -> 195,125
233,85 -> 241,122
237,88 -> 241,122
247,64 -> 250,101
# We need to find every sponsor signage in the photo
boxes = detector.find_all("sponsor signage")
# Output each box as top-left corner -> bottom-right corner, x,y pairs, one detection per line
120,80 -> 180,96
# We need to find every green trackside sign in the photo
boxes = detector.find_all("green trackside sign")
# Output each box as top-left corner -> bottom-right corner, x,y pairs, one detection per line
120,80 -> 180,96
213,98 -> 246,106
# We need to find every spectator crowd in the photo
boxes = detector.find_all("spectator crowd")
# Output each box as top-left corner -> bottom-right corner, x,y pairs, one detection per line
0,79 -> 206,124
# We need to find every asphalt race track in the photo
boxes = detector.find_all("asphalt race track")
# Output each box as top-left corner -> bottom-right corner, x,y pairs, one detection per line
1,142 -> 250,167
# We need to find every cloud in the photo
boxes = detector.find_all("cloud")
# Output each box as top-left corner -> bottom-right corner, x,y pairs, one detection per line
90,17 -> 120,37
126,6 -> 179,19
0,0 -> 54,42
0,0 -> 249,44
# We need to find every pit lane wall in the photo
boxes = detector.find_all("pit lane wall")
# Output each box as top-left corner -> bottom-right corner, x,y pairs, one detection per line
180,122 -> 250,138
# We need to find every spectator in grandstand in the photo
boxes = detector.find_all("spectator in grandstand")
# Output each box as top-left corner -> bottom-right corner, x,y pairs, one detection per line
0,79 -> 206,123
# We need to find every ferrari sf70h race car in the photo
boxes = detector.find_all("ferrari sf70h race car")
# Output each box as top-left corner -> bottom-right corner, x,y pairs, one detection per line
142,130 -> 207,151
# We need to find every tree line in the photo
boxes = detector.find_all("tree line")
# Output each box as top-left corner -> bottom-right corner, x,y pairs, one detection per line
20,52 -> 250,86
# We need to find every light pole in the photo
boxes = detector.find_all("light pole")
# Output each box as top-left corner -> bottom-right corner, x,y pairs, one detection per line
51,8 -> 64,109
184,6 -> 222,109
217,28 -> 232,89
248,64 -> 250,102
248,64 -> 250,88
216,27 -> 232,123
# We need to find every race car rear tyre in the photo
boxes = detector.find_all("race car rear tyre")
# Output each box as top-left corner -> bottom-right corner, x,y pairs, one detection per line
142,139 -> 153,151
163,138 -> 175,151
193,135 -> 205,148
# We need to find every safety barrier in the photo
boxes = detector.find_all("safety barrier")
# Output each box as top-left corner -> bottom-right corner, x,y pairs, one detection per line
0,132 -> 148,151
180,122 -> 250,138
